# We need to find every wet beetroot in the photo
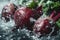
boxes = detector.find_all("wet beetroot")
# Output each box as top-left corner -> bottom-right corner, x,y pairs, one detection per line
33,11 -> 60,36
14,7 -> 33,28
1,3 -> 17,22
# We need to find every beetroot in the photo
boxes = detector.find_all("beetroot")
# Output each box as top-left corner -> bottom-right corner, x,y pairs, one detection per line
1,3 -> 17,22
14,7 -> 33,28
33,11 -> 60,36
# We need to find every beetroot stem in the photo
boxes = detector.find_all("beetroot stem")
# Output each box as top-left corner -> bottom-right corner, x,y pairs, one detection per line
50,11 -> 55,18
53,13 -> 60,22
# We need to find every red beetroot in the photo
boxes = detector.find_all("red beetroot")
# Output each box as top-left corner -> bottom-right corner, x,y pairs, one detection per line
1,3 -> 17,22
14,7 -> 33,28
33,11 -> 60,36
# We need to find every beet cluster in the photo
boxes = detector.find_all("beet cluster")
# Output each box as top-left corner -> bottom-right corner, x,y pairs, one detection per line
1,3 -> 60,36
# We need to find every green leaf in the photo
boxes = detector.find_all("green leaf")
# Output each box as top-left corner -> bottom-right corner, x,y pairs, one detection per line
56,19 -> 60,28
28,1 -> 38,9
